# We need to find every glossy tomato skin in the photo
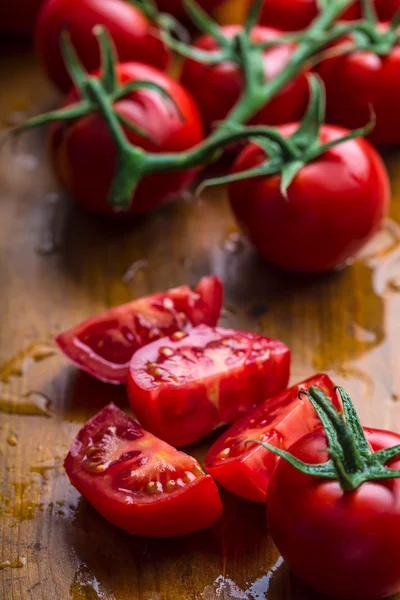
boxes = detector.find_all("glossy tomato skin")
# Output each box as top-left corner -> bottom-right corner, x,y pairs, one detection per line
205,374 -> 338,502
64,403 -> 223,537
36,0 -> 169,92
267,428 -> 400,599
180,25 -> 309,131
56,276 -> 223,384
128,324 -> 290,447
49,62 -> 204,216
156,0 -> 222,20
318,27 -> 400,146
0,0 -> 44,37
229,124 -> 390,273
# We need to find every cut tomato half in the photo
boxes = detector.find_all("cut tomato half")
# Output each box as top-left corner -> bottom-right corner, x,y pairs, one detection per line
127,324 -> 290,447
64,403 -> 223,537
205,374 -> 339,502
56,276 -> 223,384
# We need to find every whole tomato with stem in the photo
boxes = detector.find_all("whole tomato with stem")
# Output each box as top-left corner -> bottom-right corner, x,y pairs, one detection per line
318,22 -> 400,145
264,385 -> 400,599
0,0 -> 44,37
180,25 -> 309,131
228,122 -> 389,273
36,0 -> 169,92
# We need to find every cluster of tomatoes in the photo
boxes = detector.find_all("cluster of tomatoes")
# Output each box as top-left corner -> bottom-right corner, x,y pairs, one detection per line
4,0 -> 400,274
58,275 -> 400,600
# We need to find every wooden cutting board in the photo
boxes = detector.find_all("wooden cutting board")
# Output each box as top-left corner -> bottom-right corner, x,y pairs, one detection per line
1,41 -> 400,600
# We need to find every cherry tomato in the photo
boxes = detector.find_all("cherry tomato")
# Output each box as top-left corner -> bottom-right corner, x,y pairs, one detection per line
127,324 -> 290,447
205,374 -> 338,502
257,0 -> 398,31
156,0 -> 222,20
267,427 -> 400,599
318,24 -> 400,145
36,0 -> 169,92
0,0 -> 43,37
228,124 -> 390,273
48,62 -> 204,215
180,25 -> 309,131
56,276 -> 222,384
64,403 -> 223,537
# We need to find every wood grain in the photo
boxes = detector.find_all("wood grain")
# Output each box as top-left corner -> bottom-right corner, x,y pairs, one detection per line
1,41 -> 400,600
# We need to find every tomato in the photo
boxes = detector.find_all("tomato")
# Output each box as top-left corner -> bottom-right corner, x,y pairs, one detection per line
318,25 -> 400,146
267,427 -> 400,599
64,403 -> 223,537
36,0 -> 169,92
127,324 -> 290,447
180,25 -> 309,131
228,124 -> 390,273
48,62 -> 204,215
156,0 -> 222,20
257,0 -> 398,31
56,276 -> 223,384
205,374 -> 337,502
0,0 -> 43,37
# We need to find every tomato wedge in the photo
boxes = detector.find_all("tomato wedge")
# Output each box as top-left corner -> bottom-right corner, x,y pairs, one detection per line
64,403 -> 223,537
127,325 -> 290,447
205,374 -> 339,502
56,276 -> 222,384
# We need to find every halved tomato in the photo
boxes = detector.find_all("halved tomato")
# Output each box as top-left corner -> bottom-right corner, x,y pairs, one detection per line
127,325 -> 290,447
205,374 -> 339,502
56,276 -> 223,384
64,403 -> 223,537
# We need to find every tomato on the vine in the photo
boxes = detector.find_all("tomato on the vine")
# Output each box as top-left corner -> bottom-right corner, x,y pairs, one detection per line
48,62 -> 204,215
268,427 -> 400,599
205,374 -> 337,502
180,25 -> 309,131
228,123 -> 390,273
0,0 -> 44,37
56,276 -> 222,384
36,0 -> 169,92
64,403 -> 223,537
127,324 -> 290,446
318,24 -> 400,145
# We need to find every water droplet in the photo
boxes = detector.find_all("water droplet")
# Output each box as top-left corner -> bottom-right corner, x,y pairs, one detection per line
0,391 -> 53,417
0,341 -> 57,384
0,556 -> 26,570
70,564 -> 115,600
223,232 -> 245,254
122,259 -> 149,285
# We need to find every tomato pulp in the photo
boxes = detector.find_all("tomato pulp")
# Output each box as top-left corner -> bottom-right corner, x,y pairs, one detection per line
48,62 -> 204,215
229,124 -> 390,273
56,276 -> 222,384
205,374 -> 337,502
180,25 -> 309,131
64,404 -> 223,537
127,324 -> 290,447
36,0 -> 169,92
267,428 -> 400,599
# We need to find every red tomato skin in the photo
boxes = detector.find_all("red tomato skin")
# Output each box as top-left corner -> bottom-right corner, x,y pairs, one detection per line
64,403 -> 223,537
229,124 -> 390,273
318,29 -> 400,146
205,374 -> 338,502
127,325 -> 290,447
0,0 -> 43,37
180,25 -> 309,131
267,428 -> 400,599
56,276 -> 222,384
36,0 -> 169,92
156,0 -> 222,19
48,62 -> 204,216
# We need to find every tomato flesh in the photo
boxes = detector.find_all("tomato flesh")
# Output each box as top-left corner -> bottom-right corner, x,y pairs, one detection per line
56,276 -> 223,384
205,374 -> 337,502
64,403 -> 223,537
267,428 -> 400,599
127,324 -> 290,447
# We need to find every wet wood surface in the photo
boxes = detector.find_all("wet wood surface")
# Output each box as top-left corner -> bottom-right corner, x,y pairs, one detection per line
1,41 -> 400,600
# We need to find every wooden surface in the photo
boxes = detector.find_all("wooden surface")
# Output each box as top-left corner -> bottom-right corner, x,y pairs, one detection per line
1,41 -> 400,600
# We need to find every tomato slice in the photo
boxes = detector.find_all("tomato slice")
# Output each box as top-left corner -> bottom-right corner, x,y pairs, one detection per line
205,374 -> 339,503
56,276 -> 223,384
127,325 -> 290,447
64,403 -> 223,537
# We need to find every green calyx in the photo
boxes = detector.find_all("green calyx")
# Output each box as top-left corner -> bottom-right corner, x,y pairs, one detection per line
199,75 -> 375,198
249,386 -> 400,492
344,0 -> 400,56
